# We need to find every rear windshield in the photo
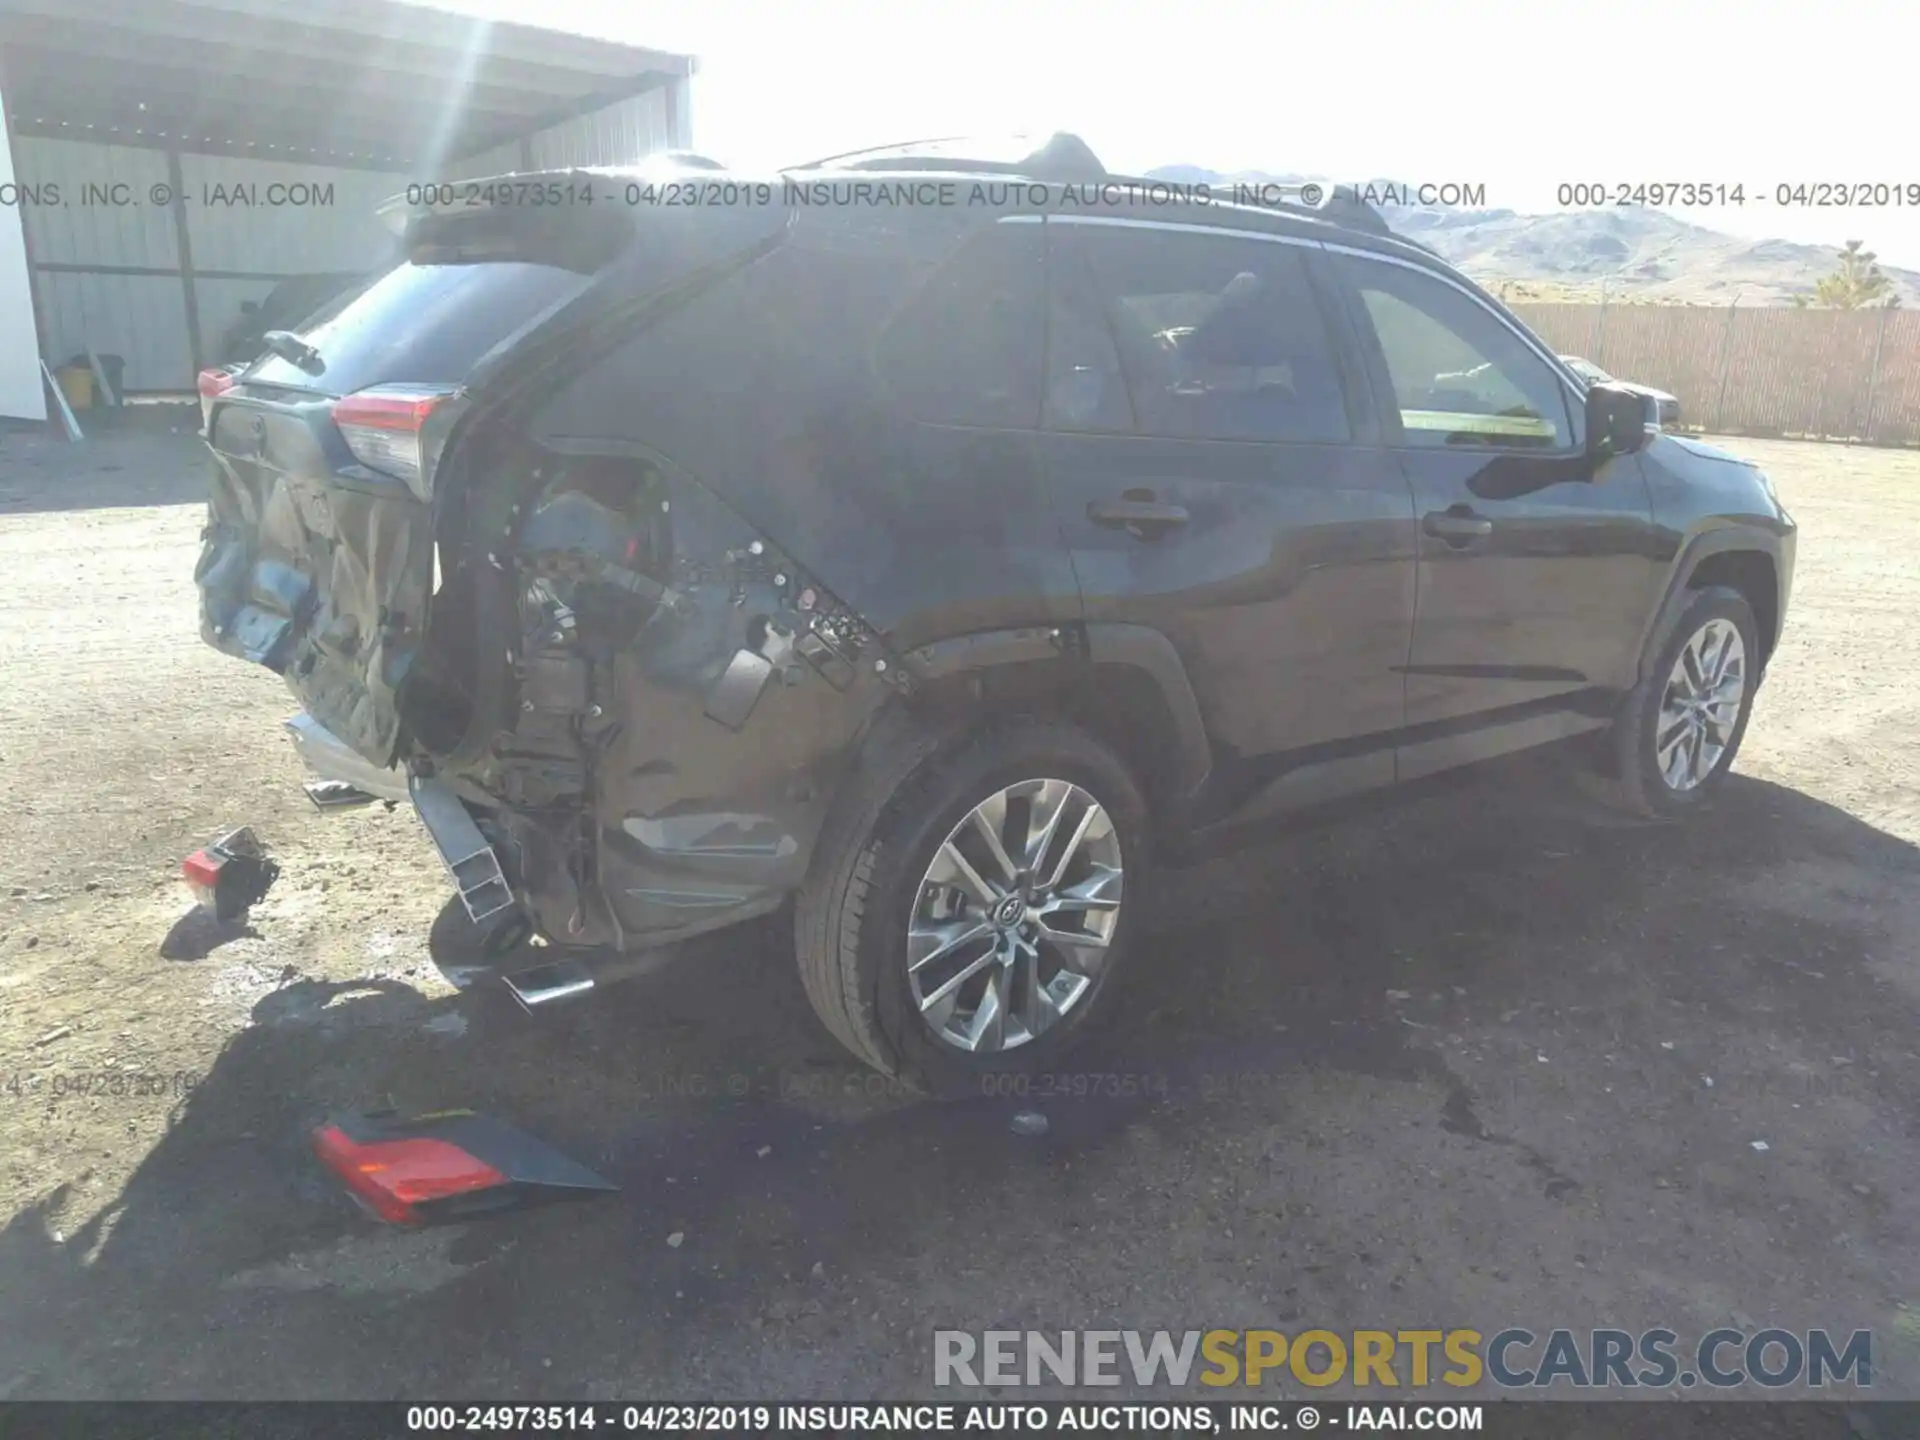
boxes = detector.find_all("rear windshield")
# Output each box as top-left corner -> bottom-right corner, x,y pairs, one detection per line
242,259 -> 590,395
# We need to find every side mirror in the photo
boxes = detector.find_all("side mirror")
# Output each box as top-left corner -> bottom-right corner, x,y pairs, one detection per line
1586,382 -> 1650,459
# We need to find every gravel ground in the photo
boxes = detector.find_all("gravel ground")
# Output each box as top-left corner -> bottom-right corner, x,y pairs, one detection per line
1,419 -> 1917,1418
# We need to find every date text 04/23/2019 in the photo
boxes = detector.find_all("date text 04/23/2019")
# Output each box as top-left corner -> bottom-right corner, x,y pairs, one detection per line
1557,180 -> 1920,207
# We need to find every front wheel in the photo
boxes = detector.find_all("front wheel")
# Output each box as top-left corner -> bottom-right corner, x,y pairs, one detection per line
794,717 -> 1150,1095
1610,586 -> 1760,818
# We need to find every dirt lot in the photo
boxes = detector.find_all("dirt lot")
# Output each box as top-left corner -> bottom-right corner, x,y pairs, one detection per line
1,419 -> 1917,1411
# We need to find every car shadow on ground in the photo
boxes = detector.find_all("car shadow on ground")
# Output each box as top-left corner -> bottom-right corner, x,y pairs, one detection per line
3,765 -> 1917,1406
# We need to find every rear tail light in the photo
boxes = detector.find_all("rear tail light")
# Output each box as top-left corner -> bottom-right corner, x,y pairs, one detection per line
181,826 -> 279,922
312,1124 -> 506,1225
196,367 -> 236,432
332,385 -> 464,502
181,848 -> 225,912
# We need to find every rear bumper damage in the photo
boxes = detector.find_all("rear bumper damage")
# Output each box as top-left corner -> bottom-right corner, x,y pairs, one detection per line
286,712 -> 411,803
276,452 -> 906,974
408,772 -> 516,926
286,709 -> 804,1006
419,452 -> 906,961
195,197 -> 906,985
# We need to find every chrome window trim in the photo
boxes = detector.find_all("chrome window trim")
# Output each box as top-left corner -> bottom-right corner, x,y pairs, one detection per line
1002,211 -> 1326,253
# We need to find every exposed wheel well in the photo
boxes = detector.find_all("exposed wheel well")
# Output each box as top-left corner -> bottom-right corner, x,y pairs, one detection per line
899,659 -> 1188,833
1687,550 -> 1779,667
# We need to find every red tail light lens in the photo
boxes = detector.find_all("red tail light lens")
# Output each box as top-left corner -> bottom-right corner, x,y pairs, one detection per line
196,367 -> 236,432
181,847 -> 225,912
312,1123 -> 507,1225
332,386 -> 461,502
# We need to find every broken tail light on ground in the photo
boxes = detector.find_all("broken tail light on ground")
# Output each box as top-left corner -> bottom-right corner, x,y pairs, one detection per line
181,826 -> 279,922
312,1121 -> 507,1225
312,1110 -> 618,1225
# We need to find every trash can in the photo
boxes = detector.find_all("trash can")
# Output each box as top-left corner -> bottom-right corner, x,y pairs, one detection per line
54,364 -> 93,411
57,352 -> 125,407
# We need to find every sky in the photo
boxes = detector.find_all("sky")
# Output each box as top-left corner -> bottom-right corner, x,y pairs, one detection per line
451,0 -> 1920,268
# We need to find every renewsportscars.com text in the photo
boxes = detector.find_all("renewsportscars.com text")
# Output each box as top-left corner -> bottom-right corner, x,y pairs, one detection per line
933,1327 -> 1871,1390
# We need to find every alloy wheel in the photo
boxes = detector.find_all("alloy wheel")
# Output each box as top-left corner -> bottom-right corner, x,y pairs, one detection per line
905,778 -> 1123,1054
1656,618 -> 1746,792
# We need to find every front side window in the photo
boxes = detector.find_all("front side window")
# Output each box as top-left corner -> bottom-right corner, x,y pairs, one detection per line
1339,255 -> 1574,450
1066,226 -> 1352,444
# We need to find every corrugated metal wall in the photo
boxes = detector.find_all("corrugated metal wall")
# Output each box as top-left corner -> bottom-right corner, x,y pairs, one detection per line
15,139 -> 190,391
176,154 -> 399,273
18,81 -> 688,391
17,135 -> 404,390
451,139 -> 524,180
33,271 -> 195,394
529,89 -> 679,168
17,140 -> 177,270
447,85 -> 685,179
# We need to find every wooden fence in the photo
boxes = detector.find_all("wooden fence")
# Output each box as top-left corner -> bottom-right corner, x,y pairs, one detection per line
1507,303 -> 1920,446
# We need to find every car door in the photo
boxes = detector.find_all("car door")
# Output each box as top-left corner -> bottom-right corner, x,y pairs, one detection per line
1040,217 -> 1418,825
1325,247 -> 1664,774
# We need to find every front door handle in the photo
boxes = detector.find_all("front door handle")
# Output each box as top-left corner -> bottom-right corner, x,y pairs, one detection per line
1088,497 -> 1190,538
1422,506 -> 1493,547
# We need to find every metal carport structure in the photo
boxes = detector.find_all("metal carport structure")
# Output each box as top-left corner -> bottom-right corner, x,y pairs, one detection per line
0,0 -> 694,411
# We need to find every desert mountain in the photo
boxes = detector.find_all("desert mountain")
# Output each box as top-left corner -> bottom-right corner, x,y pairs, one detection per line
1145,167 -> 1920,306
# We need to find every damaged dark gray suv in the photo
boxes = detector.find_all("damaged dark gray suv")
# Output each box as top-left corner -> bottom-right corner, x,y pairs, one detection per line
196,134 -> 1795,1092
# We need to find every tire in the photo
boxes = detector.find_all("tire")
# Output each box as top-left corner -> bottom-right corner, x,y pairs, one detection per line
794,715 -> 1151,1095
1609,585 -> 1759,819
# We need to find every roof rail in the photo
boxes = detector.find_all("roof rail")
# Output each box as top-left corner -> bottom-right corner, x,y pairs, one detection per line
646,150 -> 728,171
788,132 -> 1105,179
1303,183 -> 1394,238
1196,179 -> 1396,239
788,134 -> 1400,240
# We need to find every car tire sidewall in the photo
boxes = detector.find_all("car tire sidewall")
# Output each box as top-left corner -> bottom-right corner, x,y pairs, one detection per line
856,723 -> 1150,1097
1622,587 -> 1759,818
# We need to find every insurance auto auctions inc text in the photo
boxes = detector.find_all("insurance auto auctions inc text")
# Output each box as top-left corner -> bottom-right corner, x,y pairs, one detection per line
934,1327 -> 1872,1391
774,180 -> 1486,210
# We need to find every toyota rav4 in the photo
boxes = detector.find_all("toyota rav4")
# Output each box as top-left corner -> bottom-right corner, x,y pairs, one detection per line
194,134 -> 1795,1093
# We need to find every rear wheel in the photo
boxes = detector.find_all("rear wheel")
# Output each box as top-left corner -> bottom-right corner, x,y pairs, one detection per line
795,717 -> 1149,1094
1609,586 -> 1759,818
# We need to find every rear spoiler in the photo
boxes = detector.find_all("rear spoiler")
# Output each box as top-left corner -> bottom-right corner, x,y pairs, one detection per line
374,168 -> 625,237
375,172 -> 635,273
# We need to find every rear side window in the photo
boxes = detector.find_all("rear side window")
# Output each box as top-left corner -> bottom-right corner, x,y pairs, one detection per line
1337,255 -> 1574,450
243,261 -> 589,395
1067,226 -> 1352,444
870,220 -> 1045,429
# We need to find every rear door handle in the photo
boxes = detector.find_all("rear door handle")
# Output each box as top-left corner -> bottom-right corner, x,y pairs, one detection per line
1087,498 -> 1190,536
1422,507 -> 1493,547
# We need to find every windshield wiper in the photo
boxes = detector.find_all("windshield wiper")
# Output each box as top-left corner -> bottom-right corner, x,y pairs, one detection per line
262,330 -> 326,376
